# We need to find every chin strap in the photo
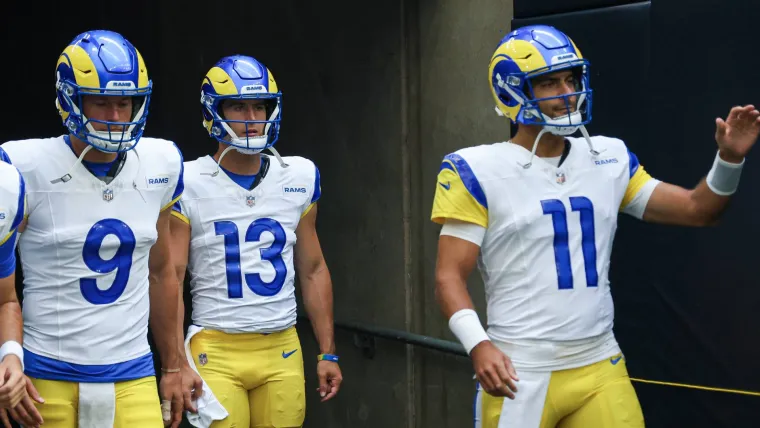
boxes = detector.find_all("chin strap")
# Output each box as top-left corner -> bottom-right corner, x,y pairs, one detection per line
203,145 -> 289,178
518,125 -> 603,169
201,145 -> 237,178
578,125 -> 601,156
518,127 -> 551,169
50,144 -> 94,184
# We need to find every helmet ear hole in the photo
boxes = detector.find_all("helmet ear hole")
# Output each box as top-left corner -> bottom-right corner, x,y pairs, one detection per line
217,101 -> 227,120
572,67 -> 584,91
522,82 -> 535,101
264,98 -> 278,119
131,96 -> 145,120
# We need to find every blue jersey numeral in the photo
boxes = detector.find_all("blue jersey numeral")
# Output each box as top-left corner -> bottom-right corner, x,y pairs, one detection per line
541,197 -> 598,289
81,219 -> 136,305
215,219 -> 288,298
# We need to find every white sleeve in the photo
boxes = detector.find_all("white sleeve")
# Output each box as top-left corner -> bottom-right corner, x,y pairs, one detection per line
171,197 -> 190,225
0,166 -> 23,278
302,162 -> 320,214
440,219 -> 486,246
161,144 -> 185,211
0,167 -> 23,241
621,179 -> 660,220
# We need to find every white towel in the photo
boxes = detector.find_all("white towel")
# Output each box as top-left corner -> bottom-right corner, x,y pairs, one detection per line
184,325 -> 229,428
78,382 -> 116,428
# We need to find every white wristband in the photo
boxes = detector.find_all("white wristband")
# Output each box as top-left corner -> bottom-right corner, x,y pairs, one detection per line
448,309 -> 490,355
0,341 -> 24,371
706,151 -> 744,196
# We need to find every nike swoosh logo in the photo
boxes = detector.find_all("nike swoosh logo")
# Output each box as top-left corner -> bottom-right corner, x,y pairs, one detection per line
439,181 -> 451,190
282,349 -> 298,359
610,356 -> 622,365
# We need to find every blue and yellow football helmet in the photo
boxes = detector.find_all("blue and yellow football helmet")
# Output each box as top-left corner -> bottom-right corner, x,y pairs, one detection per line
489,25 -> 592,136
200,55 -> 282,153
55,30 -> 151,152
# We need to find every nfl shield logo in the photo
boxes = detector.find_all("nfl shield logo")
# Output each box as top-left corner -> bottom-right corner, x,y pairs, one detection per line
198,353 -> 208,366
246,195 -> 255,207
102,188 -> 114,202
555,171 -> 566,185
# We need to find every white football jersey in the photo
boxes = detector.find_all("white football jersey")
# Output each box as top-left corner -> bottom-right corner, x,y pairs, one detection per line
0,160 -> 25,277
432,136 -> 657,370
1,136 -> 183,382
173,155 -> 319,334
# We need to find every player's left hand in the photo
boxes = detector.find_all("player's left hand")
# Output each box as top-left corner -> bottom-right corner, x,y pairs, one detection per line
715,104 -> 760,162
316,361 -> 342,402
159,371 -> 184,428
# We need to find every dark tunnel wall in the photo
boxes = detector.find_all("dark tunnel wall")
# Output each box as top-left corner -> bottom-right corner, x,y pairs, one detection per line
513,0 -> 642,19
513,1 -> 760,427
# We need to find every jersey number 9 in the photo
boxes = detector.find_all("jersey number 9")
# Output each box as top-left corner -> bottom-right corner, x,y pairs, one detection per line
81,219 -> 136,305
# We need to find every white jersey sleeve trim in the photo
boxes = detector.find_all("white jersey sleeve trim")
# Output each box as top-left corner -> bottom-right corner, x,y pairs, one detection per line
621,178 -> 660,220
440,219 -> 486,247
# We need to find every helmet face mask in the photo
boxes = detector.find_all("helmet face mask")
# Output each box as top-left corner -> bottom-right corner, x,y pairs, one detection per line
216,98 -> 275,149
489,26 -> 593,136
201,56 -> 282,154
520,64 -> 589,135
55,30 -> 152,153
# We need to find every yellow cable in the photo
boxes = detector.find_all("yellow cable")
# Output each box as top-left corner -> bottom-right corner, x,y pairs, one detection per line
630,378 -> 760,397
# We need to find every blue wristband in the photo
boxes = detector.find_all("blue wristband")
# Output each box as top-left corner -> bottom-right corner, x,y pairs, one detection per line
318,353 -> 339,362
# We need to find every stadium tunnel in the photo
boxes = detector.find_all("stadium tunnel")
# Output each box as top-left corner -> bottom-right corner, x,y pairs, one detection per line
2,0 -> 759,426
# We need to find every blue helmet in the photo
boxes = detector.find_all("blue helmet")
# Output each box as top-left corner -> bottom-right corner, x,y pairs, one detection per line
55,30 -> 152,152
200,55 -> 282,153
489,25 -> 592,135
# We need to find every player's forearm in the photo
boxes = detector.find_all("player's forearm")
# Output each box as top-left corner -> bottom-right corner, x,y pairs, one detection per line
0,275 -> 22,345
644,180 -> 730,227
686,149 -> 745,225
687,178 -> 731,226
435,271 -> 491,354
435,273 -> 476,319
301,262 -> 335,354
177,286 -> 190,368
435,235 -> 480,319
149,268 -> 181,369
0,302 -> 22,347
169,218 -> 191,366
0,303 -> 22,344
175,261 -> 188,364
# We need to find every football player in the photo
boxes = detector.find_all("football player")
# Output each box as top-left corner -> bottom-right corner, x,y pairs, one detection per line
0,161 -> 45,428
0,30 -> 185,427
432,25 -> 759,428
170,55 -> 342,428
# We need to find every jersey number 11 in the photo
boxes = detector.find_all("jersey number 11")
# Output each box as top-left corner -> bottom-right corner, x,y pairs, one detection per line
541,197 -> 598,290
